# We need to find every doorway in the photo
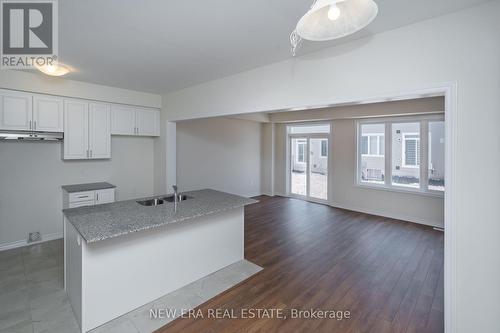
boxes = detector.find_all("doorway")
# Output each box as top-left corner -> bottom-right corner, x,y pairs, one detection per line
288,124 -> 330,202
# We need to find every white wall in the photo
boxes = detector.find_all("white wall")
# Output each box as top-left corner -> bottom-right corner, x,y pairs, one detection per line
0,70 -> 161,108
176,117 -> 261,197
260,123 -> 274,196
0,137 -> 155,248
162,2 -> 500,332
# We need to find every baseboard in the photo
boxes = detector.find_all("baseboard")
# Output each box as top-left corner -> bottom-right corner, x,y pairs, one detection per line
329,201 -> 444,229
0,232 -> 63,252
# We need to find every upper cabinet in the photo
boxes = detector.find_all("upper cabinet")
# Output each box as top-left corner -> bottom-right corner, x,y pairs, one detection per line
0,89 -> 64,132
64,100 -> 111,160
136,108 -> 160,136
33,95 -> 64,132
0,89 -> 33,131
111,105 -> 160,137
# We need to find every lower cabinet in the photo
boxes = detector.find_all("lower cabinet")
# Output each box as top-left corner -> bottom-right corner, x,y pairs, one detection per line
64,188 -> 115,209
64,100 -> 111,160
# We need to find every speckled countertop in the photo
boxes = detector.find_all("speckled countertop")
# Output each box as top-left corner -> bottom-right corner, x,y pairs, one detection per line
62,182 -> 116,193
63,189 -> 257,244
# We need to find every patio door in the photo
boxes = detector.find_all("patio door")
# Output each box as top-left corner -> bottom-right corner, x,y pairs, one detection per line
289,135 -> 329,202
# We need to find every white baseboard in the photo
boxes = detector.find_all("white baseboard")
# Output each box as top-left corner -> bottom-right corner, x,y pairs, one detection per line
329,201 -> 444,228
0,232 -> 63,252
270,193 -> 443,228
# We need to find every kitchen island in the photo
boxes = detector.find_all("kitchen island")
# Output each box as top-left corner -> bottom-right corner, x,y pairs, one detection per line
63,189 -> 256,332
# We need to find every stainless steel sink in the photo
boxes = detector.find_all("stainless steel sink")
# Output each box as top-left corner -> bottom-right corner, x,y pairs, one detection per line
162,195 -> 192,202
137,198 -> 165,206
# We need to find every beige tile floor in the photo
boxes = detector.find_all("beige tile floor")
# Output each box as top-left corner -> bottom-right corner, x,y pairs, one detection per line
0,240 -> 262,333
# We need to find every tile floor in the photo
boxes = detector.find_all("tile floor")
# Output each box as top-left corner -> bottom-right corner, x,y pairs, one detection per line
0,240 -> 262,333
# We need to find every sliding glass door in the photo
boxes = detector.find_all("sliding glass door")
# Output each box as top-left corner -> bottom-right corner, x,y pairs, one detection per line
289,124 -> 330,202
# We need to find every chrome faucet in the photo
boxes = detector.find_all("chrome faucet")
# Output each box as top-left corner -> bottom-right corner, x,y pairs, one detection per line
172,185 -> 179,211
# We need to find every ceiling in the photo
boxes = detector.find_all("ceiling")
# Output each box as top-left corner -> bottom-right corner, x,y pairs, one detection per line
49,0 -> 489,94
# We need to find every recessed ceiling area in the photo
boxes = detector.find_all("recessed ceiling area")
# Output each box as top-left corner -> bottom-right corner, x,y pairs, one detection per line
53,0 -> 489,94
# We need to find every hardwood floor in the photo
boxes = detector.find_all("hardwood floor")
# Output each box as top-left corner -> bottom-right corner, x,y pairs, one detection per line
157,196 -> 444,333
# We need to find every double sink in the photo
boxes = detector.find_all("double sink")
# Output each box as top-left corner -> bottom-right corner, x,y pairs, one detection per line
137,194 -> 192,207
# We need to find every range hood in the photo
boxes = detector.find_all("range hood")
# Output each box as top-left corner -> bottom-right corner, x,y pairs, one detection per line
0,130 -> 63,141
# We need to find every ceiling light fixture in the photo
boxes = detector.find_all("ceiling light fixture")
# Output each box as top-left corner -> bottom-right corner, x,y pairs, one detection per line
36,62 -> 71,76
290,0 -> 378,56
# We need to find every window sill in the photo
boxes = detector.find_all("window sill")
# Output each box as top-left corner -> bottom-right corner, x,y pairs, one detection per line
355,183 -> 444,198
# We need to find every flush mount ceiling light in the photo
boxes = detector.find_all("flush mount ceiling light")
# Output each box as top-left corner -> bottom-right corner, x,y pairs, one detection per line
36,62 -> 71,76
290,0 -> 378,55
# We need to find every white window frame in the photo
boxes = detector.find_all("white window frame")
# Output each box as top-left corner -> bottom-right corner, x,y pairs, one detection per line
356,114 -> 445,197
402,132 -> 420,168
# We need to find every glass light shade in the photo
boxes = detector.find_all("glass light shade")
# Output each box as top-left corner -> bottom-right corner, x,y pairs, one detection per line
36,63 -> 71,76
296,0 -> 378,41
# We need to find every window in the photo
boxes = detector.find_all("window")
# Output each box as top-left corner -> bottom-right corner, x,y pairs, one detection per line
392,123 -> 420,188
359,123 -> 385,184
403,134 -> 420,167
297,140 -> 306,163
320,139 -> 328,157
358,116 -> 444,195
361,134 -> 384,156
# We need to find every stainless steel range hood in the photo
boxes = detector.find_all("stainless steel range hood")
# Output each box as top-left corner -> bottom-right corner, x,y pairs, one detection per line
0,130 -> 63,141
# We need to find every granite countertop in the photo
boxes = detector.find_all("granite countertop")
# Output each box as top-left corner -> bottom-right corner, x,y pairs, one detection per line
63,189 -> 257,244
62,182 -> 116,193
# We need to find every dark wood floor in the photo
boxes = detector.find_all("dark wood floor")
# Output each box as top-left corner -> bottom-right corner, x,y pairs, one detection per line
158,196 -> 444,333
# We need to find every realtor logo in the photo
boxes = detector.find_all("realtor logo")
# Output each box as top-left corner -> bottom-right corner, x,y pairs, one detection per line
1,0 -> 58,69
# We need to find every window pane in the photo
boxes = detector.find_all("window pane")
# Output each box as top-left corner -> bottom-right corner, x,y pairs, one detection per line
361,136 -> 368,155
392,122 -> 420,188
360,124 -> 385,184
289,124 -> 331,134
429,121 -> 445,191
321,140 -> 327,157
369,136 -> 378,155
291,138 -> 307,196
379,136 -> 385,155
310,138 -> 328,200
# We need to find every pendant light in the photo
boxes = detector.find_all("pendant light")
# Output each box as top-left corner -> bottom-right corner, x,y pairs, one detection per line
291,0 -> 378,55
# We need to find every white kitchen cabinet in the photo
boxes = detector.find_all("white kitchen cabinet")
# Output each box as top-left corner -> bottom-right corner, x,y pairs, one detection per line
95,188 -> 115,205
63,187 -> 115,209
33,95 -> 64,132
64,100 -> 89,160
136,108 -> 160,136
64,100 -> 111,160
89,103 -> 111,159
111,105 -> 135,135
111,105 -> 160,137
0,89 -> 33,131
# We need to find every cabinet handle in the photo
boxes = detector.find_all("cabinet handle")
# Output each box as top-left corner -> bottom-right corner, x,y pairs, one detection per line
96,193 -> 99,201
34,121 -> 36,130
29,120 -> 32,130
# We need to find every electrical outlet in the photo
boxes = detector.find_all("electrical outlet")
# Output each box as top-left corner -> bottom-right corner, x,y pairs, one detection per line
28,232 -> 41,243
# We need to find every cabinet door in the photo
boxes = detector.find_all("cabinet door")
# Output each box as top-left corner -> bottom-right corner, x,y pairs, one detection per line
64,100 -> 89,160
33,95 -> 64,132
111,105 -> 135,135
88,103 -> 111,159
95,189 -> 115,205
135,108 -> 160,136
0,90 -> 33,131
